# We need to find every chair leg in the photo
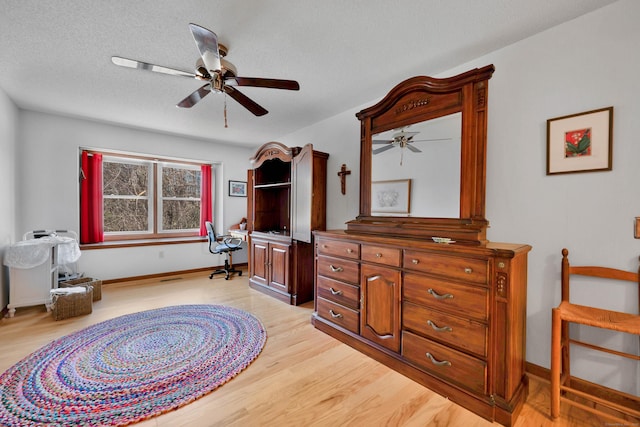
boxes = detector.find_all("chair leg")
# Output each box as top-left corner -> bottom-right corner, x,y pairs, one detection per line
222,258 -> 242,280
551,308 -> 561,419
561,319 -> 570,389
208,253 -> 243,280
208,258 -> 230,279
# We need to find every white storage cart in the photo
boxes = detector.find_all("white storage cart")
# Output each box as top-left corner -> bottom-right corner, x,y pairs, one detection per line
4,230 -> 81,317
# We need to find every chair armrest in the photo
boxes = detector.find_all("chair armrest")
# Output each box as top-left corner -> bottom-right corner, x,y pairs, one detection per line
223,237 -> 243,247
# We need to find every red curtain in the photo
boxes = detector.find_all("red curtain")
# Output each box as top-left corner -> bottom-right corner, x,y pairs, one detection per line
199,164 -> 212,236
80,151 -> 104,243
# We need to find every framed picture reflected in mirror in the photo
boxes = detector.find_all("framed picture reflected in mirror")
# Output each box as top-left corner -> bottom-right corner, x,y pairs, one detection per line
371,179 -> 411,214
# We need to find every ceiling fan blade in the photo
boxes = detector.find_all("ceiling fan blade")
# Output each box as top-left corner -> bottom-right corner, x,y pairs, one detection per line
177,84 -> 211,108
224,86 -> 268,116
372,144 -> 395,155
406,144 -> 422,153
189,23 -> 222,73
111,56 -> 195,79
372,140 -> 392,145
227,77 -> 300,91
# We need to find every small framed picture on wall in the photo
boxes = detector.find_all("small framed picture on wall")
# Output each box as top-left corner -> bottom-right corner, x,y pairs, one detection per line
546,106 -> 613,175
228,180 -> 247,197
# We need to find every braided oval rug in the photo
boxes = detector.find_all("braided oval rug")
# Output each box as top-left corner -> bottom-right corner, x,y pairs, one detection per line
0,304 -> 266,426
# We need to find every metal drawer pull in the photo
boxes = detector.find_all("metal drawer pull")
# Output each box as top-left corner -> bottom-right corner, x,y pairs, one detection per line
346,248 -> 353,253
427,320 -> 452,333
329,265 -> 344,272
425,352 -> 451,367
412,259 -> 419,264
329,309 -> 343,319
428,288 -> 454,300
376,253 -> 382,258
322,244 -> 328,249
329,287 -> 343,296
464,267 -> 473,274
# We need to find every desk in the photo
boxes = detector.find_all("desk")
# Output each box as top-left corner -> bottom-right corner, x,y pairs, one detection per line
228,229 -> 248,241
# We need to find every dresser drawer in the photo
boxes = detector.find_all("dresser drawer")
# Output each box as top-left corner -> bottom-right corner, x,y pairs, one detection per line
403,301 -> 487,357
317,238 -> 360,260
402,331 -> 486,394
317,297 -> 359,334
317,276 -> 359,310
404,250 -> 488,285
361,244 -> 401,267
404,273 -> 489,321
317,256 -> 360,284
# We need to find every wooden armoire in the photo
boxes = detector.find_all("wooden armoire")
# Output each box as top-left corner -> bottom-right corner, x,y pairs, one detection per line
247,141 -> 328,305
312,66 -> 532,426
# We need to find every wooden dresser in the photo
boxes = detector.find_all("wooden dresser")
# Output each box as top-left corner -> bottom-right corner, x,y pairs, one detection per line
312,231 -> 530,425
311,66 -> 530,425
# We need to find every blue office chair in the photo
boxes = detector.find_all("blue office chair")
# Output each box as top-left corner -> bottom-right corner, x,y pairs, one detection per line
205,221 -> 243,280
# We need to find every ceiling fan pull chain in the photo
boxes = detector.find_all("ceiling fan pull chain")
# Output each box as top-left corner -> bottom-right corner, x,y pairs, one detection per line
224,92 -> 228,128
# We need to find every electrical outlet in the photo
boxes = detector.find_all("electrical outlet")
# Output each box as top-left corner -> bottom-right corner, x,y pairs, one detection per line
159,250 -> 165,258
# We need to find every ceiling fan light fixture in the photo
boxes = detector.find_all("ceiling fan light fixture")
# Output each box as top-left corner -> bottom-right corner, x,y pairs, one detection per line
112,23 -> 299,118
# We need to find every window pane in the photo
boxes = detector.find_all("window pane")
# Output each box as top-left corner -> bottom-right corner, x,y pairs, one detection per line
104,162 -> 149,196
162,200 -> 200,230
104,198 -> 149,232
162,167 -> 201,198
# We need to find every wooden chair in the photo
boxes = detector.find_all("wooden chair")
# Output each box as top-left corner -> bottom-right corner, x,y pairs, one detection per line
551,248 -> 640,421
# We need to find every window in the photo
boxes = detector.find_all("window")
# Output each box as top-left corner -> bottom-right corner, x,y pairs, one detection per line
103,158 -> 151,233
159,165 -> 201,232
81,150 -> 212,243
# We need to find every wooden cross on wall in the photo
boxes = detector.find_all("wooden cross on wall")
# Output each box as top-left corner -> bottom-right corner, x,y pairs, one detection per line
337,164 -> 351,195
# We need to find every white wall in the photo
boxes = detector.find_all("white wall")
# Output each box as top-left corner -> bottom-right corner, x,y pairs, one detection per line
0,87 -> 18,309
16,111 -> 253,280
280,0 -> 640,394
8,0 -> 638,394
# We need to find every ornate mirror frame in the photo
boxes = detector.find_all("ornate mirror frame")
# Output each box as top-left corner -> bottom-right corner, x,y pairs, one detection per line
346,65 -> 495,244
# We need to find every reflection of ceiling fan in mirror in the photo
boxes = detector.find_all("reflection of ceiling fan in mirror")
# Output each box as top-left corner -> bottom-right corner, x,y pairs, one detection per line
111,23 -> 300,125
373,129 -> 452,165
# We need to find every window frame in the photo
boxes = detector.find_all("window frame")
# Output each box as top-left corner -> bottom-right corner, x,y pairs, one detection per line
102,156 -> 154,237
157,162 -> 202,234
83,149 -> 212,242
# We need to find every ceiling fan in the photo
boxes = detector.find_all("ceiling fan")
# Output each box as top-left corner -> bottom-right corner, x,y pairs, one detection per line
372,129 -> 452,165
111,23 -> 300,123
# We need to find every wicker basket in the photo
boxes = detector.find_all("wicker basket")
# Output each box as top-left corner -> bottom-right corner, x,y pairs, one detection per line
60,277 -> 102,301
51,285 -> 93,321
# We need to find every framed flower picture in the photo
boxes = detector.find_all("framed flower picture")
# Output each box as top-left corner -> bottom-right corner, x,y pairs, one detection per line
546,107 -> 613,175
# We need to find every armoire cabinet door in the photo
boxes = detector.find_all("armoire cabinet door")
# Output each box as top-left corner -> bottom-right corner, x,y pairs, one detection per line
360,264 -> 401,352
291,144 -> 313,243
268,242 -> 290,293
250,239 -> 269,287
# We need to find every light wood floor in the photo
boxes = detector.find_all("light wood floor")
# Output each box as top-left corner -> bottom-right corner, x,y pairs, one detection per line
0,271 -> 616,427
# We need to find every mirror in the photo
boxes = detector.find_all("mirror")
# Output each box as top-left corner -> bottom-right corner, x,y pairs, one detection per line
371,112 -> 461,218
347,65 -> 495,243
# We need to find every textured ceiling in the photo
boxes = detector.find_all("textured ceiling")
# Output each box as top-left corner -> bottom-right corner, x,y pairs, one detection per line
0,0 -> 617,147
